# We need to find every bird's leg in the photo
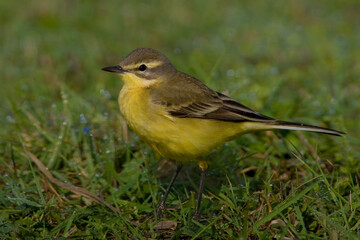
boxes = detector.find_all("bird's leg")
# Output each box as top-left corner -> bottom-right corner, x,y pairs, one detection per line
155,164 -> 183,217
193,160 -> 208,219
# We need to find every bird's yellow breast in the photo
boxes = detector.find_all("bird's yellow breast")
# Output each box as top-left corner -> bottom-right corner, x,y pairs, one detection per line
118,74 -> 265,162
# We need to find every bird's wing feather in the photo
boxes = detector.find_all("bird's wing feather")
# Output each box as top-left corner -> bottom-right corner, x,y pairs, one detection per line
150,72 -> 344,136
150,72 -> 274,122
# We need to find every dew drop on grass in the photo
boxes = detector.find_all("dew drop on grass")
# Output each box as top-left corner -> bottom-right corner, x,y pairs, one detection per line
100,89 -> 111,99
6,115 -> 15,123
80,114 -> 87,124
269,67 -> 278,75
226,69 -> 235,78
312,101 -> 320,107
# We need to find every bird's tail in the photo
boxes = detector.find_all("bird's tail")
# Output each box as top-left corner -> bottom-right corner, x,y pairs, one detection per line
266,120 -> 344,136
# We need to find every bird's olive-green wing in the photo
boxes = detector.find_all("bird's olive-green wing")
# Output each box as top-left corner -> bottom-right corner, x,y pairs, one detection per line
150,72 -> 274,122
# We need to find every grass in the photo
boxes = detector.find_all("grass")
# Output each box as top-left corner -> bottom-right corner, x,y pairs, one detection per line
1,0 -> 359,239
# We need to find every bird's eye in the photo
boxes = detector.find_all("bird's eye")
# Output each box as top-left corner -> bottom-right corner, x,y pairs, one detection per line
138,64 -> 147,71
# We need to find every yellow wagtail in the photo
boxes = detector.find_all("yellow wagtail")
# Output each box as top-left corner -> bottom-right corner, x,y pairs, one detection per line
102,48 -> 344,217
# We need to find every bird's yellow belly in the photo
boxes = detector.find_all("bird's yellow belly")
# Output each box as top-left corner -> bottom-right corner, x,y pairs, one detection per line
119,87 -> 255,162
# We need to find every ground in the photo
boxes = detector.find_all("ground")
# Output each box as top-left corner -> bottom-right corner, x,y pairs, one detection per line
0,0 -> 359,239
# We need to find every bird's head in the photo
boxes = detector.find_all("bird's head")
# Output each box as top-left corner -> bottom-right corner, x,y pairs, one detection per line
102,48 -> 176,87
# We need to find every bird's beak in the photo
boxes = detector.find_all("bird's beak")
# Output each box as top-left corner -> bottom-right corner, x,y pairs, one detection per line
101,65 -> 125,73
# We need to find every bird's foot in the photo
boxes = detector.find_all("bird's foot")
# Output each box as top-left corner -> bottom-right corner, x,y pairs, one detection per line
192,210 -> 201,220
154,204 -> 166,218
192,212 -> 206,221
143,203 -> 166,220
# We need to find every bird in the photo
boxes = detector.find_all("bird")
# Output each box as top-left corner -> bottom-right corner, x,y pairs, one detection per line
102,47 -> 344,218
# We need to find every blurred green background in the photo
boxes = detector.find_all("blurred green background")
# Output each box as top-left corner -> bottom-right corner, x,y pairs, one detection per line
1,1 -> 359,129
1,0 -> 359,239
